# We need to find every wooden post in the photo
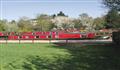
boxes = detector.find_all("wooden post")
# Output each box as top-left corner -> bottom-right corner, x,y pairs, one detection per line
19,36 -> 20,44
66,39 -> 68,43
32,38 -> 34,44
6,39 -> 7,44
6,36 -> 7,44
49,32 -> 52,44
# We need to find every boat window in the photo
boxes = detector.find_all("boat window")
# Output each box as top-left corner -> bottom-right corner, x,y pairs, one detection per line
36,36 -> 39,38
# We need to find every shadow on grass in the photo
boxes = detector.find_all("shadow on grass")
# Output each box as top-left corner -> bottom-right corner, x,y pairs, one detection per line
4,43 -> 120,70
53,43 -> 120,70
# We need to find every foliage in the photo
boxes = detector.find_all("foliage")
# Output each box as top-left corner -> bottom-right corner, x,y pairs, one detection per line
103,0 -> 120,28
73,19 -> 82,29
0,12 -> 112,32
105,9 -> 120,28
93,16 -> 106,30
18,17 -> 33,32
57,11 -> 67,16
5,20 -> 19,32
0,20 -> 7,31
35,14 -> 53,31
79,13 -> 94,31
103,0 -> 120,11
52,14 -> 56,18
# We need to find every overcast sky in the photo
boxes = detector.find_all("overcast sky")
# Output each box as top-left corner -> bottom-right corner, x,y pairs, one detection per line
0,0 -> 108,21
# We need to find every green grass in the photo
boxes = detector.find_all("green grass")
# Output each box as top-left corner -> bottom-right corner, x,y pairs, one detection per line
0,43 -> 120,70
0,43 -> 70,70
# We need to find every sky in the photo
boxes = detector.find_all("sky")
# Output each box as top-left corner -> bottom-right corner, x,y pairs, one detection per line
0,0 -> 108,21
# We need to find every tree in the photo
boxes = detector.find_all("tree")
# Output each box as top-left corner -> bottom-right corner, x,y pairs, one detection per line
35,14 -> 53,31
103,0 -> 120,11
51,14 -> 56,18
61,23 -> 71,29
18,17 -> 33,32
52,16 -> 74,29
5,20 -> 18,32
93,16 -> 106,30
103,0 -> 120,28
79,13 -> 94,31
105,9 -> 120,28
0,20 -> 7,31
72,19 -> 82,29
57,11 -> 67,16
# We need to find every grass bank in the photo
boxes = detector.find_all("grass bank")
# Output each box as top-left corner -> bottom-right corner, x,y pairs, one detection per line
0,43 -> 120,70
